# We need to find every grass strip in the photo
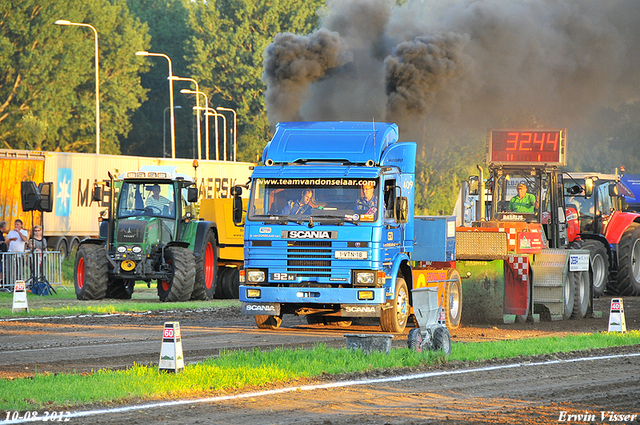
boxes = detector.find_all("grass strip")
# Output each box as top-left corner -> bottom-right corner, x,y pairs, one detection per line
1,331 -> 639,412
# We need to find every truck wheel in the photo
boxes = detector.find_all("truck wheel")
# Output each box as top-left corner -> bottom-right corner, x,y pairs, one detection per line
74,244 -> 108,300
444,269 -> 462,329
221,267 -> 237,299
157,246 -> 196,302
106,279 -> 134,299
563,268 -> 575,320
615,224 -> 640,296
192,231 -> 217,300
407,328 -> 423,352
255,314 -> 282,329
380,277 -> 409,333
572,271 -> 589,319
214,267 -> 226,298
581,240 -> 608,298
432,325 -> 452,355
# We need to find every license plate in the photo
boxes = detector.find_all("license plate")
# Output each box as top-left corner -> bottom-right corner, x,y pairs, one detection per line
335,251 -> 368,259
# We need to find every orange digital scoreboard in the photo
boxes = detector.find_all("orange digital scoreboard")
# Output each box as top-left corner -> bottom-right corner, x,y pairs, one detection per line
487,129 -> 566,166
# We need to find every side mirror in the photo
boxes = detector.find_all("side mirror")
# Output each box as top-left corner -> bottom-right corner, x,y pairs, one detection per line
608,183 -> 619,197
232,186 -> 244,225
396,197 -> 409,223
187,187 -> 198,203
468,176 -> 479,196
584,178 -> 594,197
231,186 -> 243,197
92,185 -> 102,202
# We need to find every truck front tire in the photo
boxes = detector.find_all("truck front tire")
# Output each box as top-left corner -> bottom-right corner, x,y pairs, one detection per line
255,314 -> 282,329
445,269 -> 463,329
380,277 -> 409,333
74,244 -> 108,300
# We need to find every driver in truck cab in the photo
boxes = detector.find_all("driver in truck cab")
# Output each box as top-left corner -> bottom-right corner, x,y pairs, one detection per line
281,189 -> 314,215
509,183 -> 536,213
146,184 -> 171,212
353,183 -> 378,215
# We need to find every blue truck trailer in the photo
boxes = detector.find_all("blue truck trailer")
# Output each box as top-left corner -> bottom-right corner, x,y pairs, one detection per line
233,121 -> 459,333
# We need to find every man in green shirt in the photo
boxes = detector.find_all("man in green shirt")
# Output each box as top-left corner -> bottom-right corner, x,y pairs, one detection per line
509,183 -> 536,213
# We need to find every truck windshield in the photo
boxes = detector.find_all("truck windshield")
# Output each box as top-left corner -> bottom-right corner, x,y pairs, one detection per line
248,178 -> 380,223
117,182 -> 176,219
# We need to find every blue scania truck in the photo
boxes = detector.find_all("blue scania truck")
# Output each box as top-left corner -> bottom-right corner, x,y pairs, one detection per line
233,121 -> 459,333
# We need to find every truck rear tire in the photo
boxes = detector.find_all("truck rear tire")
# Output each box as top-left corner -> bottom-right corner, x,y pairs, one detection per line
572,271 -> 589,319
444,269 -> 462,329
563,268 -> 575,320
255,314 -> 282,329
580,240 -> 608,298
157,246 -> 196,302
380,277 -> 409,333
74,244 -> 108,300
615,224 -> 640,296
192,231 -> 218,300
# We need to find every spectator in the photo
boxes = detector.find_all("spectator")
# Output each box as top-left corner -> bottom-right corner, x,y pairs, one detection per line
28,225 -> 47,252
7,219 -> 28,252
0,221 -> 7,285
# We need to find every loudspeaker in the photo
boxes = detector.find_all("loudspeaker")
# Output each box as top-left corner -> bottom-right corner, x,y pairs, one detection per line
21,181 -> 42,212
38,182 -> 53,213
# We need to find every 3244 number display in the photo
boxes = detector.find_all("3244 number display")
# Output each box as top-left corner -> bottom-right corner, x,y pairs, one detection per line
487,129 -> 566,166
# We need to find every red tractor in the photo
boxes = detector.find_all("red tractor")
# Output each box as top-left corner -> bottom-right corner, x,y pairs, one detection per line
563,173 -> 640,296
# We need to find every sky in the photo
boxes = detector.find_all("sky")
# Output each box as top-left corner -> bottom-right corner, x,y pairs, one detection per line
262,0 -> 640,143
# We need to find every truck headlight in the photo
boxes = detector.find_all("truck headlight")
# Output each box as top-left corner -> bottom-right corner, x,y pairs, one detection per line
247,270 -> 265,283
355,271 -> 375,284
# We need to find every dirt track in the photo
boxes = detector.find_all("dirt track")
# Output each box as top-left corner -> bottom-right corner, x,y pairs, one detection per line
1,295 -> 639,423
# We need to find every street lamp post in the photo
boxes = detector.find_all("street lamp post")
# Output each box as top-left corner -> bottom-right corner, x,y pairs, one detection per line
170,77 -> 202,160
203,108 -> 222,161
181,89 -> 212,160
163,106 -> 181,158
135,51 -> 176,158
217,107 -> 236,162
55,20 -> 100,154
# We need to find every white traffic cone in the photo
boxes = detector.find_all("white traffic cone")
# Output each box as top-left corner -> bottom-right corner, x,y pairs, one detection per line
607,299 -> 627,333
12,280 -> 29,313
159,321 -> 184,373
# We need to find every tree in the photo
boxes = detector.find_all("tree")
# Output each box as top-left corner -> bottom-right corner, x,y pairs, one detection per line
0,0 -> 150,153
123,0 -> 195,158
185,0 -> 323,163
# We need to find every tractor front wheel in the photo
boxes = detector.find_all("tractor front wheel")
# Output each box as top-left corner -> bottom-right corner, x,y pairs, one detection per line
157,246 -> 196,302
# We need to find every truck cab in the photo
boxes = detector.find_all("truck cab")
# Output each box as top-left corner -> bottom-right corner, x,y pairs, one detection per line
238,122 -> 417,332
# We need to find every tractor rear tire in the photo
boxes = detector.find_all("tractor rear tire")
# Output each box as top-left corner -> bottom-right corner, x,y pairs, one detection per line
192,231 -> 217,300
157,246 -> 196,302
572,271 -> 589,319
380,277 -> 409,333
444,269 -> 463,329
581,240 -> 608,298
614,224 -> 640,296
74,244 -> 108,300
255,314 -> 282,330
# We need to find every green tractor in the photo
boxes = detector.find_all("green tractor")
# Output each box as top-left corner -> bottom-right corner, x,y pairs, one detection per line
74,165 -> 218,301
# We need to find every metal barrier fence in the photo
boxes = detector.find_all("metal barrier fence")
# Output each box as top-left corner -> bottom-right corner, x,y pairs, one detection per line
0,251 -> 65,292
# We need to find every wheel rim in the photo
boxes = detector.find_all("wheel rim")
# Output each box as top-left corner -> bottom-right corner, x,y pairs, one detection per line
577,272 -> 587,304
631,239 -> 640,283
449,282 -> 461,320
396,286 -> 409,327
592,253 -> 606,291
204,242 -> 215,289
77,257 -> 85,289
